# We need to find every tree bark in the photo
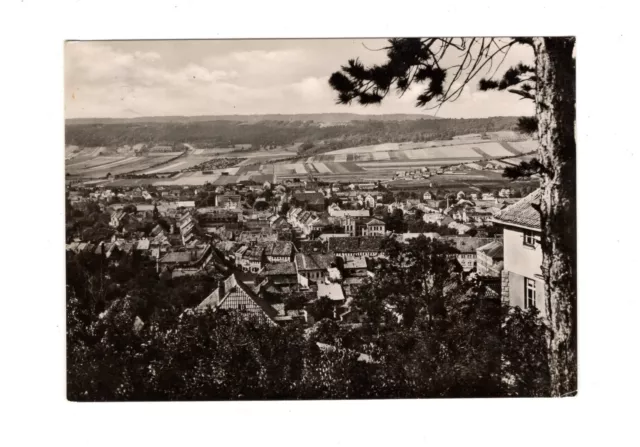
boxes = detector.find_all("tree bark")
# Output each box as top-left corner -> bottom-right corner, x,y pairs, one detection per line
533,37 -> 577,397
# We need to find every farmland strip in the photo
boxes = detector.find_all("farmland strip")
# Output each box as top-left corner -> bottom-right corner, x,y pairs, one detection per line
499,141 -> 522,155
471,146 -> 491,158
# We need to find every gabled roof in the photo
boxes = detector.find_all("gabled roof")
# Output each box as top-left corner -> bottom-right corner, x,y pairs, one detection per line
492,189 -> 542,231
260,262 -> 297,276
264,241 -> 295,257
197,273 -> 278,325
295,252 -> 335,271
477,239 -> 504,259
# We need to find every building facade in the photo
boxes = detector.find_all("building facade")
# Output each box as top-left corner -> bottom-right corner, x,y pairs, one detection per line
493,190 -> 546,317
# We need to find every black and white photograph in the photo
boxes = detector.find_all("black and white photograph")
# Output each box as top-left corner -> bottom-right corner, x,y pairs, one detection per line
63,37 -> 577,401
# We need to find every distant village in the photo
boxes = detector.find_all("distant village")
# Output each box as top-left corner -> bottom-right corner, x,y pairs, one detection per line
66,170 -> 544,327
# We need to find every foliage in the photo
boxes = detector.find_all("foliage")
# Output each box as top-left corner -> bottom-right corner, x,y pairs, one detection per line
67,232 -> 550,400
307,296 -> 336,322
503,158 -> 545,180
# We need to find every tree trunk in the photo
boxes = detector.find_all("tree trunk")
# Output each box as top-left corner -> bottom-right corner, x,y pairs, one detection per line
533,37 -> 577,397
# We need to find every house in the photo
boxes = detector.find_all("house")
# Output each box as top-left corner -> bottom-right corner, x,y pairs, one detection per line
447,221 -> 473,235
237,230 -> 279,245
196,273 -> 279,325
476,239 -> 504,277
492,190 -> 545,316
109,209 -> 128,228
342,257 -> 368,277
177,212 -> 199,245
234,245 -> 249,270
423,191 -> 433,201
295,252 -> 335,282
244,246 -> 265,273
362,218 -> 385,237
441,236 -> 496,272
317,281 -> 345,302
215,194 -> 241,209
342,216 -> 385,237
257,262 -> 299,291
363,194 -> 376,209
157,244 -> 213,275
263,241 -> 296,263
328,236 -> 385,260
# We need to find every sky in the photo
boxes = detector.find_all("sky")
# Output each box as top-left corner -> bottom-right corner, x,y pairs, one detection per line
65,39 -> 535,119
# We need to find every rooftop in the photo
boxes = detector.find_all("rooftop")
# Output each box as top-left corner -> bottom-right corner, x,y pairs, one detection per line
477,239 -> 504,259
295,252 -> 335,271
328,236 -> 385,253
260,262 -> 297,276
343,257 -> 368,269
492,189 -> 542,230
159,246 -> 210,265
264,241 -> 295,257
298,239 -> 325,254
317,282 -> 345,301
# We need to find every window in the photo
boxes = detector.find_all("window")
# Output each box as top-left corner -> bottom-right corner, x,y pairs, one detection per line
525,278 -> 536,309
524,230 -> 536,247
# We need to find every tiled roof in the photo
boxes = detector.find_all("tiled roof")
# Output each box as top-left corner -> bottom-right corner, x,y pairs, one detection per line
295,252 -> 335,271
159,246 -> 210,265
328,236 -> 385,253
261,262 -> 297,276
264,241 -> 295,257
492,189 -> 542,230
299,240 -> 325,254
477,240 -> 504,259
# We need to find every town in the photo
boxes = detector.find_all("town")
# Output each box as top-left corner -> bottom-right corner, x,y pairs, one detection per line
66,167 -> 544,328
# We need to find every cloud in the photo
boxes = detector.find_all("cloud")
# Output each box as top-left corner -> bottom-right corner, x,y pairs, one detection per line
65,40 -> 536,119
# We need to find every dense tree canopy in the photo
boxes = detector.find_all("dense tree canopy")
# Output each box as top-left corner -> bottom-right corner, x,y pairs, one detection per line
67,235 -> 550,400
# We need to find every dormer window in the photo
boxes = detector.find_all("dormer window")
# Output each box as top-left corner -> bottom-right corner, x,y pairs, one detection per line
524,230 -> 536,247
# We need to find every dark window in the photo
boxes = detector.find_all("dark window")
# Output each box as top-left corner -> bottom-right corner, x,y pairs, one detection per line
525,278 -> 536,309
524,230 -> 536,247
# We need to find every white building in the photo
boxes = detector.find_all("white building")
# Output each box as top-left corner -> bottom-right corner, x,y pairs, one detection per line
492,190 -> 546,317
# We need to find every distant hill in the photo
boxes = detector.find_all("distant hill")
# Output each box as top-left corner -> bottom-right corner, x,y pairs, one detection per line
65,116 -> 523,155
66,113 -> 440,125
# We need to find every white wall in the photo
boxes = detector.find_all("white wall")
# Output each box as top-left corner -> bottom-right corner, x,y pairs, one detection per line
503,227 -> 542,279
503,226 -> 546,318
